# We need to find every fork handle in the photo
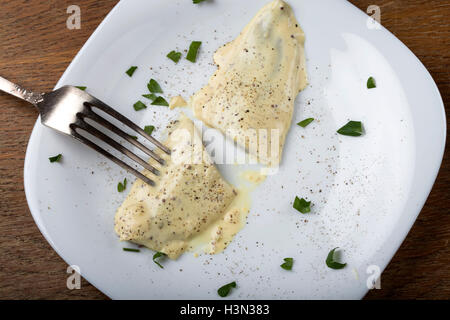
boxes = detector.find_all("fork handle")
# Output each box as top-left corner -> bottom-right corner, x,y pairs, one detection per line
0,75 -> 43,106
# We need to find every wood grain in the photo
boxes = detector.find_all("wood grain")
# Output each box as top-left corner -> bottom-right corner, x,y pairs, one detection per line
0,0 -> 448,300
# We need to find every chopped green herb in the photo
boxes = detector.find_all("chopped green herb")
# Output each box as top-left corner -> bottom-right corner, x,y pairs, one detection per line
153,252 -> 166,269
147,79 -> 163,94
75,86 -> 86,91
144,125 -> 155,136
49,154 -> 62,163
337,121 -> 364,136
367,77 -> 376,89
297,118 -> 314,128
123,248 -> 140,252
293,196 -> 311,214
133,100 -> 147,111
130,135 -> 138,140
125,66 -> 138,77
193,0 -> 207,3
326,247 -> 347,269
117,178 -> 127,192
186,41 -> 202,63
151,96 -> 169,107
167,50 -> 182,63
280,258 -> 294,270
142,93 -> 157,101
217,281 -> 237,297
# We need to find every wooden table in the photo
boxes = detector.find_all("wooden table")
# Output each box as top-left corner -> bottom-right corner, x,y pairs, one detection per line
0,0 -> 448,300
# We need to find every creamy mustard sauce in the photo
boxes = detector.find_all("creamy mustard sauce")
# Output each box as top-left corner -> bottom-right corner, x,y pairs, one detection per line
191,0 -> 307,166
187,169 -> 266,256
169,95 -> 187,110
115,114 -> 237,259
240,170 -> 267,184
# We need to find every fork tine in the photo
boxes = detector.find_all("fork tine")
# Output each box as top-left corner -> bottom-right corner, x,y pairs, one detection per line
73,119 -> 160,176
70,127 -> 155,186
82,110 -> 165,165
86,100 -> 171,155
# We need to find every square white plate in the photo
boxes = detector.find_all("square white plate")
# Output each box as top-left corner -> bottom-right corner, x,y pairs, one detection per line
24,0 -> 446,299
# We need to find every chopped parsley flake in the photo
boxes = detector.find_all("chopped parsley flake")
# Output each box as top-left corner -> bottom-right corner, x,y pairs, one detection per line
167,50 -> 182,63
117,178 -> 127,192
75,86 -> 86,91
144,125 -> 155,135
153,252 -> 166,269
151,96 -> 169,107
125,66 -> 138,77
133,101 -> 147,111
186,41 -> 202,63
367,77 -> 376,89
337,121 -> 364,136
281,258 -> 294,270
142,93 -> 157,101
217,281 -> 237,297
297,118 -> 314,128
293,196 -> 311,214
49,154 -> 62,163
326,247 -> 347,269
123,248 -> 140,252
147,79 -> 163,94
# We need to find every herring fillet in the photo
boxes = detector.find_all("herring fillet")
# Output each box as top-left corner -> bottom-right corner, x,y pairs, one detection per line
114,115 -> 236,259
191,0 -> 308,166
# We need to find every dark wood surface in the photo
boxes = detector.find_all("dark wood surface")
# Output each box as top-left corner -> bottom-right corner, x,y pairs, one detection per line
0,0 -> 448,300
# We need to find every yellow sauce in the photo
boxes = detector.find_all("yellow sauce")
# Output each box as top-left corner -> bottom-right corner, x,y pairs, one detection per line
190,0 -> 308,166
240,170 -> 267,184
169,95 -> 187,110
187,169 -> 266,256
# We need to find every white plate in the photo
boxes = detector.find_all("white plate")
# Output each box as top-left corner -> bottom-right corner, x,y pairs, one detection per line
24,0 -> 446,299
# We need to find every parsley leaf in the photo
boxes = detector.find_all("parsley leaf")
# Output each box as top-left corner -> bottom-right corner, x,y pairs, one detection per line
297,118 -> 314,128
117,178 -> 127,192
151,96 -> 169,107
167,50 -> 182,63
326,247 -> 347,269
144,125 -> 155,135
147,79 -> 163,94
217,281 -> 237,297
293,196 -> 311,214
123,248 -> 140,252
49,154 -> 62,163
142,93 -> 157,101
367,77 -> 376,89
125,66 -> 138,77
280,258 -> 294,270
186,41 -> 202,63
153,251 -> 166,269
133,100 -> 147,111
337,121 -> 364,136
75,86 -> 86,91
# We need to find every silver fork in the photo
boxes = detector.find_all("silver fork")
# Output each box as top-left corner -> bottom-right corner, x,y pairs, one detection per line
0,75 -> 171,186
